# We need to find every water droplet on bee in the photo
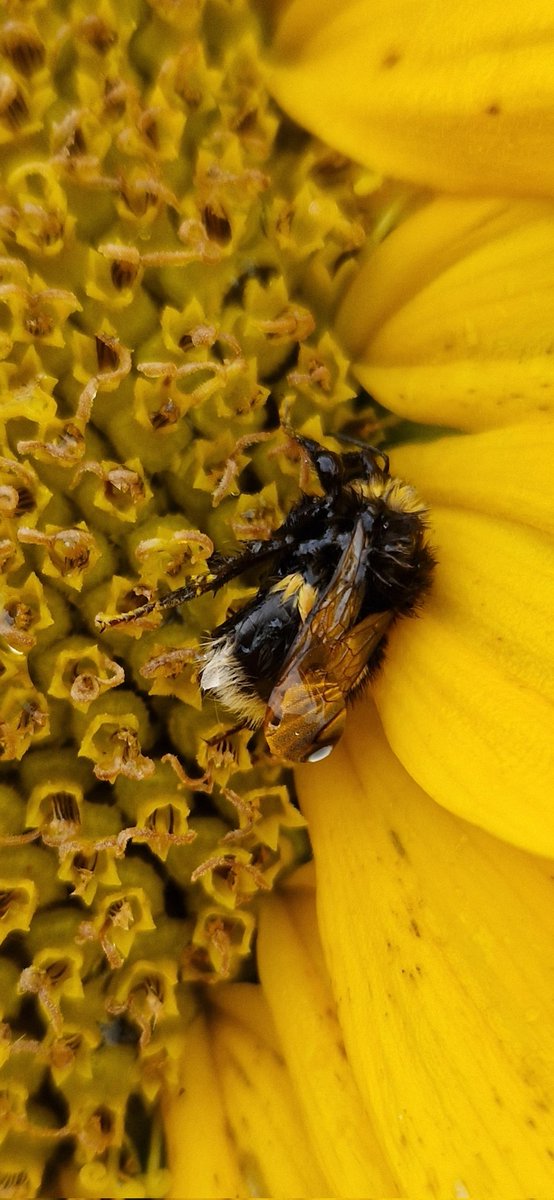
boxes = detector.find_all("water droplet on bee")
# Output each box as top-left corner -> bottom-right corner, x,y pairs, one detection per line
307,744 -> 334,763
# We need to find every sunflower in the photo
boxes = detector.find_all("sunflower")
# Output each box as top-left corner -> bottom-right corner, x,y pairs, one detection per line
166,3 -> 554,1196
0,0 -> 553,1197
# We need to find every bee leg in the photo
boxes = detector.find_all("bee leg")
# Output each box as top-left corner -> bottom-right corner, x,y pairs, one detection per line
203,720 -> 251,746
96,538 -> 286,630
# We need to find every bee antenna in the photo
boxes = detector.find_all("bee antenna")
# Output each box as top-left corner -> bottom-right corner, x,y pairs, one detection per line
333,431 -> 389,472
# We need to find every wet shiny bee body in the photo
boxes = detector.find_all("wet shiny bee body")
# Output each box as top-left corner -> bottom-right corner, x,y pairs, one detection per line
99,433 -> 435,763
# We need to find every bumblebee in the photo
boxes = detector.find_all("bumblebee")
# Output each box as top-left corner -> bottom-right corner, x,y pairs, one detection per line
98,434 -> 435,763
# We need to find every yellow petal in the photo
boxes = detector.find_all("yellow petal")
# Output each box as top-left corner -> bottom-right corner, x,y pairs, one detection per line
257,868 -> 396,1195
267,0 -> 554,197
374,503 -> 554,855
336,196 -> 554,431
163,1011 -> 243,1200
298,705 -> 554,1198
390,422 -> 554,537
209,984 -> 331,1197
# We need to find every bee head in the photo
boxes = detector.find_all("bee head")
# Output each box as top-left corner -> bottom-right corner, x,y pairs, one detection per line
263,668 -> 346,763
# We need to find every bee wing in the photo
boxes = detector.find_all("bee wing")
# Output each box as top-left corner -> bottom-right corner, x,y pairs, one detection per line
321,608 -> 393,695
298,515 -> 370,648
306,517 -> 395,692
264,518 -> 391,759
275,515 -> 385,687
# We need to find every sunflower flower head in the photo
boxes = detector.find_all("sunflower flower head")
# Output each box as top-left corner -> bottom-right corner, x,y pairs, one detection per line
0,0 -> 410,1193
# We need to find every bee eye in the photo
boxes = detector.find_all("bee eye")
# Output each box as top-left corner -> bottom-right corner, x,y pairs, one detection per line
306,744 -> 334,763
